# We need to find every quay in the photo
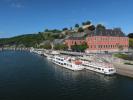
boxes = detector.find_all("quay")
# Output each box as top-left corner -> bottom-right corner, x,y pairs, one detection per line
113,63 -> 133,78
0,47 -> 30,51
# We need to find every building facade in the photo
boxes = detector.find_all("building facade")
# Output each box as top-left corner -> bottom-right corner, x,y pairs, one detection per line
65,37 -> 85,49
65,29 -> 129,53
85,36 -> 128,53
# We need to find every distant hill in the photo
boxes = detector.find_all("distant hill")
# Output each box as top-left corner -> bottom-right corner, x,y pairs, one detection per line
0,32 -> 66,48
0,34 -> 44,47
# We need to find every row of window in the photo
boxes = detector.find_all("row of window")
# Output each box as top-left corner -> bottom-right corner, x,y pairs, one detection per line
87,37 -> 128,42
88,44 -> 128,49
84,64 -> 114,72
56,58 -> 64,61
68,38 -> 128,45
53,60 -> 73,68
64,63 -> 72,67
71,41 -> 84,45
83,64 -> 104,71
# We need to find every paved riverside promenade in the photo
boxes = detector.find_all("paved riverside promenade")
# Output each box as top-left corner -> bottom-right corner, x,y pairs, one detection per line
113,63 -> 133,78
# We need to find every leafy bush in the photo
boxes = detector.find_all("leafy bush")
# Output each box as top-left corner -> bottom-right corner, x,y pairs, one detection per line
71,43 -> 87,52
39,43 -> 52,49
114,53 -> 133,61
124,62 -> 133,65
54,44 -> 68,50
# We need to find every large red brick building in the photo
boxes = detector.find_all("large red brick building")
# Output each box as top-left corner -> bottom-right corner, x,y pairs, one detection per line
65,29 -> 129,53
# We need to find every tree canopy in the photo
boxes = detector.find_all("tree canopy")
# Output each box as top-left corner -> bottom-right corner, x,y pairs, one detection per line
71,43 -> 88,52
88,25 -> 95,31
128,33 -> 133,38
75,24 -> 80,28
0,34 -> 43,47
39,43 -> 52,49
129,38 -> 133,48
78,27 -> 84,32
44,29 -> 62,33
62,28 -> 68,31
0,32 -> 65,48
82,21 -> 91,26
96,24 -> 106,31
54,44 -> 68,50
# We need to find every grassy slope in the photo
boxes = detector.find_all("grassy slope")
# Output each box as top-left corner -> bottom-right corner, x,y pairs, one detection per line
0,34 -> 44,47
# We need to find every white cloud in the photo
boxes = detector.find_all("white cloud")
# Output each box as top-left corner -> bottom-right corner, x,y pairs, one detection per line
3,0 -> 24,8
11,2 -> 24,8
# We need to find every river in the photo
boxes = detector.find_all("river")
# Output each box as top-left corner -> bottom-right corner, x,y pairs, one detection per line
0,51 -> 133,100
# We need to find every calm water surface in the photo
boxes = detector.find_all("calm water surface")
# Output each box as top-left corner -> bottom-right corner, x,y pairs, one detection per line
0,51 -> 133,100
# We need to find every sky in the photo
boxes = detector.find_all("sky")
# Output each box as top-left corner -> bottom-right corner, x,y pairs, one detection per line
0,0 -> 133,38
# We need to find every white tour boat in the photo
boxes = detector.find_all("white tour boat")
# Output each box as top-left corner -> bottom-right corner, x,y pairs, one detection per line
51,55 -> 84,71
82,60 -> 116,75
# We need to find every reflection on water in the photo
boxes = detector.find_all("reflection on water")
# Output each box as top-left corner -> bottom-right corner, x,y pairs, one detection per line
47,59 -> 116,88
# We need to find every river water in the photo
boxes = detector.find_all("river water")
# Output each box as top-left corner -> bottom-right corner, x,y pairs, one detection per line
0,51 -> 133,100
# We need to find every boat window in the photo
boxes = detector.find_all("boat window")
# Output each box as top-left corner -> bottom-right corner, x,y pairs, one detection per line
109,69 -> 114,72
98,68 -> 101,70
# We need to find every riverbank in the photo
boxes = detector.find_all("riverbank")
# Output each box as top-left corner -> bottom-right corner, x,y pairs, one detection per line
0,47 -> 30,51
113,63 -> 133,78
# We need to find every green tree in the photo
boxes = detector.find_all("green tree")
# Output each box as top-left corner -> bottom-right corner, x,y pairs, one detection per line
44,29 -> 61,33
86,21 -> 91,25
62,28 -> 68,31
96,24 -> 106,31
45,29 -> 49,32
40,43 -> 52,49
129,38 -> 133,48
81,43 -> 88,52
128,33 -> 133,38
75,24 -> 79,28
88,25 -> 95,31
82,21 -> 91,26
78,27 -> 84,32
71,43 -> 87,52
0,34 -> 45,47
54,44 -> 68,50
82,22 -> 86,26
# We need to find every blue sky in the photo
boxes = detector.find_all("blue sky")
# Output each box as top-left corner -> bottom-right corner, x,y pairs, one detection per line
0,0 -> 133,38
